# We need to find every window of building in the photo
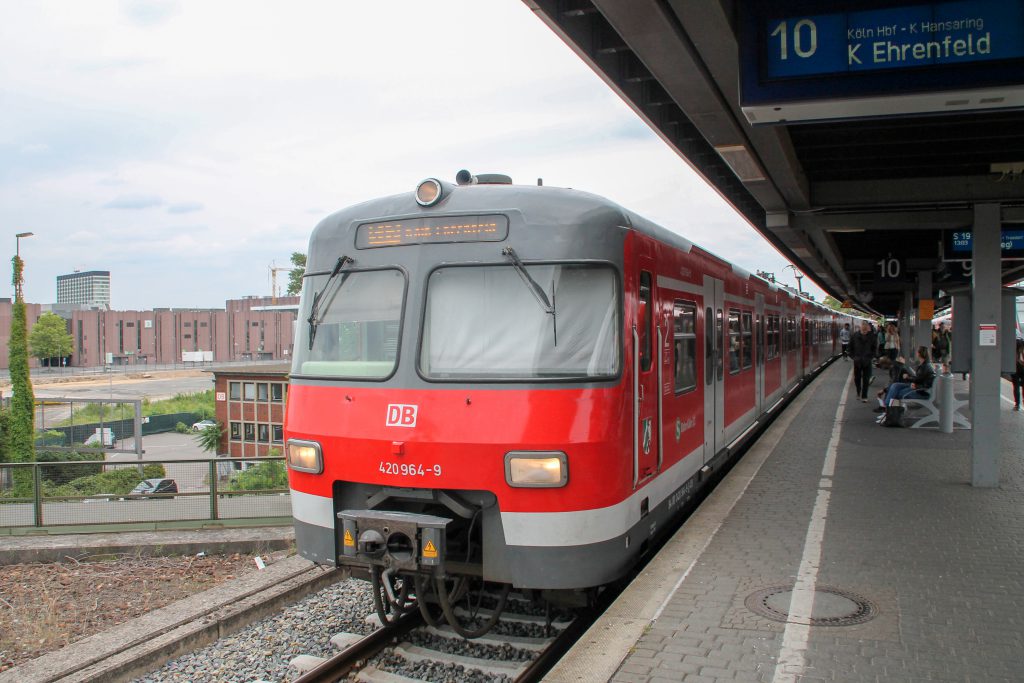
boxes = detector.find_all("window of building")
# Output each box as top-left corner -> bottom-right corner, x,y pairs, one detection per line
200,322 -> 208,327
271,383 -> 284,402
230,422 -> 241,440
184,322 -> 192,327
183,334 -> 192,339
229,382 -> 241,400
252,322 -> 260,327
272,424 -> 283,443
673,300 -> 697,394
244,423 -> 255,441
243,382 -> 256,401
741,312 -> 753,369
728,309 -> 741,374
257,383 -> 269,401
257,424 -> 269,442
126,321 -> 135,327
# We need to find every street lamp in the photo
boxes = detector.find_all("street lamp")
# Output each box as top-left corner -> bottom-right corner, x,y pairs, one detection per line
14,232 -> 34,299
15,231 -> 34,258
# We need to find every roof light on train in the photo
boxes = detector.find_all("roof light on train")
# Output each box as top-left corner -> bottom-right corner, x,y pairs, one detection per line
415,178 -> 444,206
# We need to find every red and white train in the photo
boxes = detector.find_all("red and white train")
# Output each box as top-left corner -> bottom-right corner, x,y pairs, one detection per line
284,172 -> 857,634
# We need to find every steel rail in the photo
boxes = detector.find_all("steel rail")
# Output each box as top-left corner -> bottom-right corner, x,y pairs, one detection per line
291,609 -> 423,683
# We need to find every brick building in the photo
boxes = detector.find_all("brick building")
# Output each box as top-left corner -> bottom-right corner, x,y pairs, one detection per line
211,364 -> 290,458
0,299 -> 44,368
0,295 -> 299,370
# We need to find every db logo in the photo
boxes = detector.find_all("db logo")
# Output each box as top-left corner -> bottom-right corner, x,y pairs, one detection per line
386,404 -> 418,428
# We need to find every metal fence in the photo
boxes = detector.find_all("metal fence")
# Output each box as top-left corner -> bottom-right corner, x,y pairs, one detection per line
0,456 -> 291,530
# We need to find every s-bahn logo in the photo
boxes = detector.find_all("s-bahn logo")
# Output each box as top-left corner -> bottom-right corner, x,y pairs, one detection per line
386,404 -> 418,428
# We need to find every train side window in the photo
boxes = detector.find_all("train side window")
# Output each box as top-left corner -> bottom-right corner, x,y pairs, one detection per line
673,300 -> 697,393
767,314 -> 779,360
639,271 -> 652,373
741,312 -> 753,369
727,309 -> 741,374
716,309 -> 724,381
705,307 -> 714,385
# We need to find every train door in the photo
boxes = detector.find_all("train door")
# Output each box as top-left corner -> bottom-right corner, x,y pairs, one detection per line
632,264 -> 659,487
702,275 -> 725,461
755,293 -> 765,414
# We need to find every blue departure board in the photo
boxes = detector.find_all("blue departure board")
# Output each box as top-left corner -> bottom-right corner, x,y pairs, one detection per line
764,1 -> 1024,79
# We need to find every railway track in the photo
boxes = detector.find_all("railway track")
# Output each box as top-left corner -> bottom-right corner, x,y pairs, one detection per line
289,593 -> 584,683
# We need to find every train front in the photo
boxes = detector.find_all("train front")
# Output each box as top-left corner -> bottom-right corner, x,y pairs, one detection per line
284,176 -> 633,630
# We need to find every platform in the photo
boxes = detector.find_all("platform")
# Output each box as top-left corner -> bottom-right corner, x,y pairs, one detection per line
546,360 -> 1024,682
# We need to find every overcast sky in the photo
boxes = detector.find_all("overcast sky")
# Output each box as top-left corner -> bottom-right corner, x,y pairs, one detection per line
1,0 -> 820,309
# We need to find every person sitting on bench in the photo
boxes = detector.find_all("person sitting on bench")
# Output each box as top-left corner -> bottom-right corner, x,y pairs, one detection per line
883,346 -> 935,406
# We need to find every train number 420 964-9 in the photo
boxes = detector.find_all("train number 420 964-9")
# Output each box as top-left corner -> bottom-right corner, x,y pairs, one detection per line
379,462 -> 442,477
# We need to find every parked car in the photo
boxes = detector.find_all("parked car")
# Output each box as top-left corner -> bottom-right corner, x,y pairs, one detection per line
84,428 -> 116,448
191,419 -> 217,432
127,478 -> 178,499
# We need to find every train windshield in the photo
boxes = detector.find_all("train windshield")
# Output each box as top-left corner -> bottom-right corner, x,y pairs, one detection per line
293,268 -> 405,379
421,264 -> 619,380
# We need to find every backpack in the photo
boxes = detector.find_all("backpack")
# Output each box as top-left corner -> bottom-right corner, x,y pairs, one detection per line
882,399 -> 905,428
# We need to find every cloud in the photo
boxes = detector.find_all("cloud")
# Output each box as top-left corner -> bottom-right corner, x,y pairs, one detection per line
167,201 -> 203,214
120,0 -> 180,27
103,194 -> 164,210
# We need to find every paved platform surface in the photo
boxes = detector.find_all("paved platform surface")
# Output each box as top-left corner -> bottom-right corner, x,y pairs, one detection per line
0,526 -> 294,565
548,360 -> 1023,683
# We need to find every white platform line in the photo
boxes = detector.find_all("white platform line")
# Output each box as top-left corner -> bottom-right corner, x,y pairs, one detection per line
772,369 -> 851,683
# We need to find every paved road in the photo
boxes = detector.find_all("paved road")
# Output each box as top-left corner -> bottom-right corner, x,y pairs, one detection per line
0,494 -> 292,527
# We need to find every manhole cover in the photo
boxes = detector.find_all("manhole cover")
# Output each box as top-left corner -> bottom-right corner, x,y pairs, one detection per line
744,585 -> 876,626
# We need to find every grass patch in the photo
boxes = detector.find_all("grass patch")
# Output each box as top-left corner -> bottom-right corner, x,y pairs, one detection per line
57,391 -> 215,426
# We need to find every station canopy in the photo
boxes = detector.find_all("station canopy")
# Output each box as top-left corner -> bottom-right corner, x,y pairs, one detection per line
526,0 -> 1024,314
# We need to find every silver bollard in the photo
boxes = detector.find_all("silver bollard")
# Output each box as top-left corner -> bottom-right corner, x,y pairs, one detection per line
938,372 -> 954,433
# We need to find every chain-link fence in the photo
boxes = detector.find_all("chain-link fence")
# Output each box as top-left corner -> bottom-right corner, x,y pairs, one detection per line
0,456 -> 291,529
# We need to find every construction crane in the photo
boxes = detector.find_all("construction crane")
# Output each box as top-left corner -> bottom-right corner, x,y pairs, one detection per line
269,262 -> 296,304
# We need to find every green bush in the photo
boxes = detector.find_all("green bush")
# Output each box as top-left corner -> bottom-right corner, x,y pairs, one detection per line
36,450 -> 103,483
34,429 -> 65,447
174,421 -> 190,434
42,468 -> 145,498
143,463 -> 166,479
226,460 -> 288,492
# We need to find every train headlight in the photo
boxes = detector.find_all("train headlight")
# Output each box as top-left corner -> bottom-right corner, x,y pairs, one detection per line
504,452 -> 567,488
415,178 -> 443,206
287,439 -> 323,474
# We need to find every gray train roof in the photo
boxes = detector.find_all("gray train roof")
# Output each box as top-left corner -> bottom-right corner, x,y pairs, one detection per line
306,181 -> 836,312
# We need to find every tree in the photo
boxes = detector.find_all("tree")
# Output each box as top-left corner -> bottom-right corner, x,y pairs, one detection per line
8,255 -> 34,464
28,312 -> 73,365
194,420 -> 224,454
286,252 -> 306,295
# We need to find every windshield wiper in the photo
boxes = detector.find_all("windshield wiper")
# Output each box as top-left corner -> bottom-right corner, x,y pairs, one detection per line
307,255 -> 353,349
501,247 -> 557,345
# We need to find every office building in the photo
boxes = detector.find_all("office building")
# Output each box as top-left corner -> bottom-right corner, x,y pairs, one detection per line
56,271 -> 111,308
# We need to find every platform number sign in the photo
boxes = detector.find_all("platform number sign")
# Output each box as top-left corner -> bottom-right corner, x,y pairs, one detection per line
770,18 -> 818,62
876,254 -> 903,280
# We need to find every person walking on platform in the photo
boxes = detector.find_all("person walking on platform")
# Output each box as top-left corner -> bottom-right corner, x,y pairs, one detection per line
839,323 -> 851,360
932,322 -> 952,363
884,323 -> 900,361
850,321 -> 877,402
1009,339 -> 1024,411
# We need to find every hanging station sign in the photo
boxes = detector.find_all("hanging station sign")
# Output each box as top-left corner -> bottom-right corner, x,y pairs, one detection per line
739,0 -> 1024,123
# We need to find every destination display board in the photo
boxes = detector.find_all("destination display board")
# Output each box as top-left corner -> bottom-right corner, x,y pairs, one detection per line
739,0 -> 1024,123
943,228 -> 1024,261
355,215 -> 508,249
